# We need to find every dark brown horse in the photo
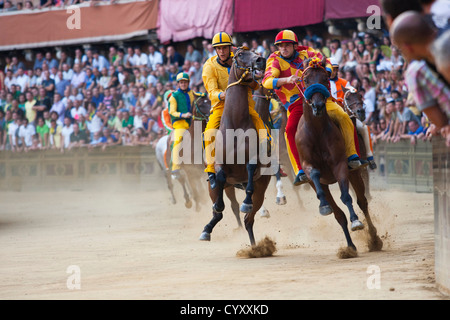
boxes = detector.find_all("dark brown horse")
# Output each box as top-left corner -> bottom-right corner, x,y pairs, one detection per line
200,47 -> 271,246
295,57 -> 382,256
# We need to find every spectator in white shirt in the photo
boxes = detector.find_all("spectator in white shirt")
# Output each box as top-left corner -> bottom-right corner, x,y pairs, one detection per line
70,63 -> 86,90
4,69 -> 15,91
132,46 -> 148,68
330,39 -> 343,65
71,98 -> 87,121
61,116 -> 74,150
15,68 -> 30,92
92,50 -> 110,71
50,93 -> 66,126
98,67 -> 111,89
147,44 -> 164,71
8,111 -> 21,152
62,63 -> 74,81
18,118 -> 36,150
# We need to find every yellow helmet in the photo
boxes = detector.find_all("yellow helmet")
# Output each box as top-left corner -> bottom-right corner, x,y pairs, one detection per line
212,32 -> 233,48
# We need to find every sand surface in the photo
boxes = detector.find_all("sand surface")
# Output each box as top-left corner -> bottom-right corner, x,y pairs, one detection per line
0,172 -> 447,300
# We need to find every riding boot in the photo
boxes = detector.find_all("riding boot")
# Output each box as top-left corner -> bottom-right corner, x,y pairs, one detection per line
207,172 -> 217,189
293,170 -> 310,186
348,155 -> 369,171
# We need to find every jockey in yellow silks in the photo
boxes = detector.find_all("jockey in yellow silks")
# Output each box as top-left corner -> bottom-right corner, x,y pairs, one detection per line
202,32 -> 269,189
169,72 -> 205,175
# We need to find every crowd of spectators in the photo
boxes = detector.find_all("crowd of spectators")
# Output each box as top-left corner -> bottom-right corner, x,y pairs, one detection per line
0,41 -> 214,152
0,18 -> 446,153
0,0 -> 113,12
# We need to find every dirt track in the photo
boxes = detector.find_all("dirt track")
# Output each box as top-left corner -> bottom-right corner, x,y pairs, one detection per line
0,172 -> 447,300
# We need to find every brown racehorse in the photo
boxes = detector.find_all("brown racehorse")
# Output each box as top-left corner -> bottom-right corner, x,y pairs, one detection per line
199,47 -> 271,246
295,57 -> 382,256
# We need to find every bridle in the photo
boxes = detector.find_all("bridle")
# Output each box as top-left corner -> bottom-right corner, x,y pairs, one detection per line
342,89 -> 365,119
294,59 -> 330,105
227,46 -> 262,90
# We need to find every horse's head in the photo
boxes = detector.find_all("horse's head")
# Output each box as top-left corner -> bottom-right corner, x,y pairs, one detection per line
193,94 -> 211,122
342,86 -> 366,122
301,57 -> 330,117
232,46 -> 266,83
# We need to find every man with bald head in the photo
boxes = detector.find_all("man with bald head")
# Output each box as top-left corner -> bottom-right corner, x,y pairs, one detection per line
391,10 -> 449,145
431,29 -> 450,146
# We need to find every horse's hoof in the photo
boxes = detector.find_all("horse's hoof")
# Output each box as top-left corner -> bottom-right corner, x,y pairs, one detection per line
319,205 -> 333,216
259,208 -> 270,218
276,196 -> 287,205
185,200 -> 192,209
240,202 -> 253,213
351,220 -> 364,231
199,232 -> 211,241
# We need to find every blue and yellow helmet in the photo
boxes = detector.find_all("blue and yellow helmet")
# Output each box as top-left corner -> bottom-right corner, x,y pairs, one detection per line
212,32 -> 233,48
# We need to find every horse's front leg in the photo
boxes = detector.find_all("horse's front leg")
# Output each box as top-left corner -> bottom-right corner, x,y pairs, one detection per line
199,167 -> 226,241
241,163 -> 256,213
308,167 -> 333,216
334,164 -> 364,231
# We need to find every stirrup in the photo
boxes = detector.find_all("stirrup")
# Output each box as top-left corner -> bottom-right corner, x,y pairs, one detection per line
293,172 -> 309,186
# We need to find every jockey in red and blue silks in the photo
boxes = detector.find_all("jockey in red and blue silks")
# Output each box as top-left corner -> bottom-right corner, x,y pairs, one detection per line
263,29 -> 366,185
